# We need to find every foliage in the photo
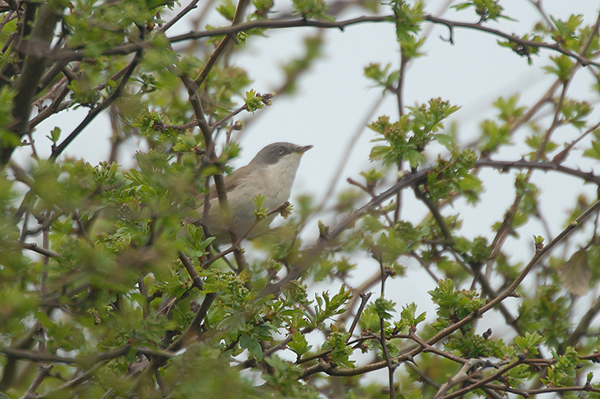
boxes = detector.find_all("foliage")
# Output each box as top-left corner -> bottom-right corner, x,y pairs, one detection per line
1,1 -> 600,399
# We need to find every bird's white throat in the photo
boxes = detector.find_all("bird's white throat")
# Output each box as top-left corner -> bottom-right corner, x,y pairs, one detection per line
245,152 -> 303,209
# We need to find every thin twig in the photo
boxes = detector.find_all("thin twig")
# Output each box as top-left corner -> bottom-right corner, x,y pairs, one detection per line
21,242 -> 61,258
259,169 -> 429,298
19,363 -> 53,399
48,14 -> 600,69
193,0 -> 250,87
475,159 -> 600,185
201,201 -> 290,269
179,251 -> 204,290
0,345 -> 171,365
51,49 -> 144,159
159,0 -> 201,33
347,292 -> 372,340
300,198 -> 600,378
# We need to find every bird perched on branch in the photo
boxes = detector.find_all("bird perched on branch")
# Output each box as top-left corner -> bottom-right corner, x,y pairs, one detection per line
199,142 -> 313,243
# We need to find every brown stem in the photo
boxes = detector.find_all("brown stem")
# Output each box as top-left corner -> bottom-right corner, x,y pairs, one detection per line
301,198 -> 600,378
51,14 -> 600,69
2,3 -> 63,165
259,169 -> 428,298
193,0 -> 250,87
347,292 -> 372,340
51,49 -> 143,160
179,251 -> 204,290
475,159 -> 600,185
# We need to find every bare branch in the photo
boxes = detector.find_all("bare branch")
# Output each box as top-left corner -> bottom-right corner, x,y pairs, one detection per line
20,242 -> 61,258
179,251 -> 204,290
0,345 -> 176,365
260,169 -> 429,298
50,49 -> 144,160
475,159 -> 600,185
20,363 -> 53,399
48,14 -> 600,70
1,3 -> 63,165
301,197 -> 600,378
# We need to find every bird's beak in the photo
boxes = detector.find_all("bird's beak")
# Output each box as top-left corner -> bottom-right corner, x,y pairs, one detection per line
297,145 -> 313,153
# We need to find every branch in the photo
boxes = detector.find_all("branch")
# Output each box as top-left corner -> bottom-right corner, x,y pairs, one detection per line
481,383 -> 600,396
201,201 -> 291,269
50,49 -> 143,159
2,345 -> 120,365
211,92 -> 273,130
259,169 -> 429,298
153,119 -> 201,132
37,362 -> 105,398
484,78 -> 572,272
475,159 -> 600,185
335,272 -> 380,327
375,257 -> 395,399
434,359 -> 485,399
1,3 -> 63,165
169,15 -> 388,45
0,345 -> 177,366
347,292 -> 372,340
20,242 -> 61,258
239,321 -> 323,369
179,251 -> 204,290
414,186 -> 454,245
468,197 -> 600,328
167,292 -> 217,353
301,197 -> 600,378
193,0 -> 250,87
178,74 -> 249,272
20,363 -> 53,399
159,0 -> 201,33
29,85 -> 70,129
49,13 -> 600,69
408,331 -> 467,365
526,0 -> 553,29
552,120 -> 600,163
437,357 -> 525,399
424,14 -> 600,68
564,293 -> 600,348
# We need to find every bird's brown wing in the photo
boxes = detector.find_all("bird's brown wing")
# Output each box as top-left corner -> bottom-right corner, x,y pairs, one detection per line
206,165 -> 253,201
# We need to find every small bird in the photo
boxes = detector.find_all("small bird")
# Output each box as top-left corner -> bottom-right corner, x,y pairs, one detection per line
199,142 -> 313,243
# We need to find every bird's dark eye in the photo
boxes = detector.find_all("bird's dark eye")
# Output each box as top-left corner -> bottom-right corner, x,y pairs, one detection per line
277,147 -> 285,155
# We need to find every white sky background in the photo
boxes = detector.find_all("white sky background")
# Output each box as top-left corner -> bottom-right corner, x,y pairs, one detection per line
14,0 -> 600,383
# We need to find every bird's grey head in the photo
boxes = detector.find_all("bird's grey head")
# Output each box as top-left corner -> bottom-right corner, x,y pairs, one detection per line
250,142 -> 313,166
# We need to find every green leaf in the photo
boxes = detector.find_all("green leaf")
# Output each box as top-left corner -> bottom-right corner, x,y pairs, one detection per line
583,132 -> 600,160
543,55 -> 574,81
244,89 -> 265,112
172,131 -> 198,152
434,133 -> 456,151
287,332 -> 312,356
400,302 -> 426,326
514,331 -> 543,355
253,194 -> 268,219
240,335 -> 264,361
452,0 -> 514,22
321,329 -> 354,368
0,130 -> 22,147
47,127 -> 62,144
216,0 -> 236,21
291,0 -> 333,21
370,297 -> 396,320
388,0 -> 424,41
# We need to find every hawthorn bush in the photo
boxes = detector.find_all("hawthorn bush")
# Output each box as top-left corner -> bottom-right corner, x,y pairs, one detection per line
1,1 -> 600,398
